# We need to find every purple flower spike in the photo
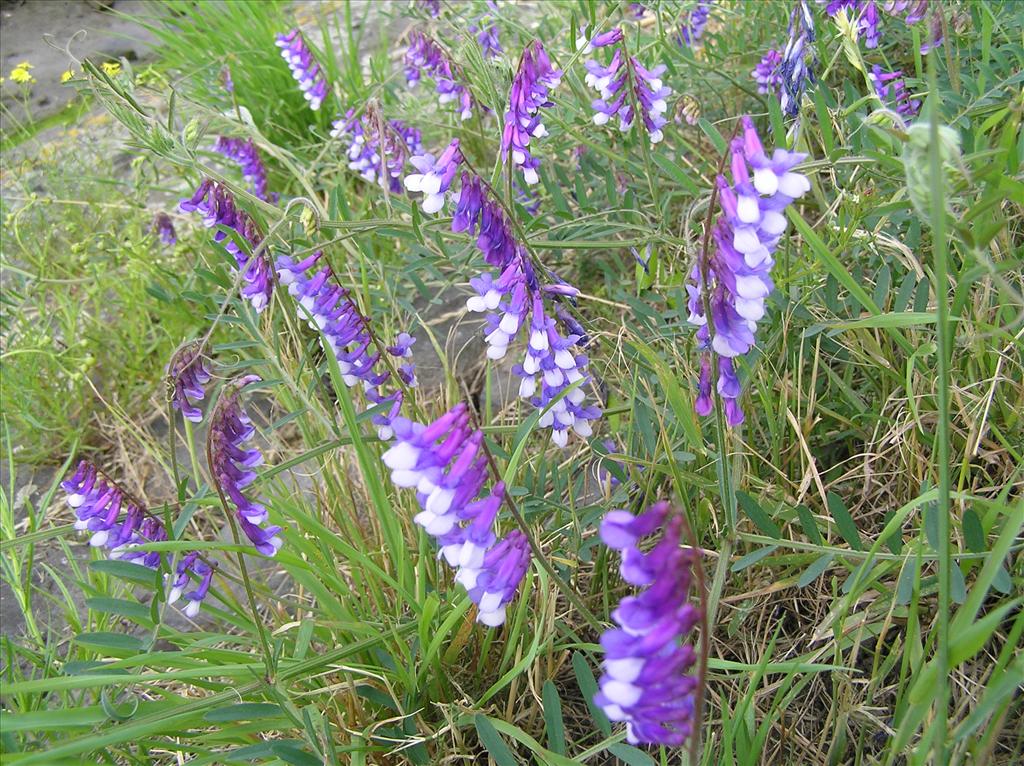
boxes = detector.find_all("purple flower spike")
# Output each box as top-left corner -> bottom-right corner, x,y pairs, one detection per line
686,116 -> 809,425
179,180 -> 273,313
332,109 -> 423,193
780,0 -> 817,117
275,28 -> 328,111
62,460 -> 214,615
577,27 -> 624,54
678,1 -> 711,47
870,65 -> 920,117
381,409 -> 529,626
595,503 -> 703,747
405,139 -> 463,212
502,41 -> 562,185
405,31 -> 475,121
752,49 -> 783,95
209,376 -> 281,556
584,40 -> 672,145
167,341 -> 212,424
214,137 -> 270,201
152,212 -> 177,246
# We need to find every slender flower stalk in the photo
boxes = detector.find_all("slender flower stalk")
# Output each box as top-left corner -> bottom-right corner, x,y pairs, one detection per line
381,403 -> 530,626
780,0 -> 818,117
594,502 -> 703,747
275,28 -> 328,111
502,41 -> 562,185
686,117 -> 810,425
214,137 -> 270,201
331,108 -> 424,193
404,31 -> 474,121
582,30 -> 672,145
207,375 -> 282,556
179,180 -> 274,313
61,461 -> 215,616
167,341 -> 212,424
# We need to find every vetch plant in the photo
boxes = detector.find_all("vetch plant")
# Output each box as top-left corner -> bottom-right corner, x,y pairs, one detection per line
502,41 -> 561,185
275,28 -> 328,110
687,116 -> 810,425
595,502 -> 704,748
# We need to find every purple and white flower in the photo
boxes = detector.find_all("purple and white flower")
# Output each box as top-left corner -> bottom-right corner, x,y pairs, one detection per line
275,28 -> 328,111
583,35 -> 672,145
870,64 -> 920,117
404,139 -> 463,212
502,41 -> 561,185
332,110 -> 423,193
752,49 -> 783,95
153,212 -> 177,246
167,341 -> 212,424
179,180 -> 273,313
780,0 -> 817,118
405,31 -> 474,121
678,1 -> 712,47
686,116 -> 810,425
381,404 -> 530,626
595,502 -> 703,747
214,137 -> 270,201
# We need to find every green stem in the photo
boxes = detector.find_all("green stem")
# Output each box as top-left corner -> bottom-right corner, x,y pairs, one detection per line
926,53 -> 951,765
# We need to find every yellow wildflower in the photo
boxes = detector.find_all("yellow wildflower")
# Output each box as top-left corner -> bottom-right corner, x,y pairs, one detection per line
9,66 -> 35,85
61,70 -> 75,83
16,61 -> 33,70
101,61 -> 121,76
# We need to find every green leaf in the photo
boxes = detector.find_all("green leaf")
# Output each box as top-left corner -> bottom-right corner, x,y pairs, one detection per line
826,492 -> 863,551
798,554 -> 835,588
572,651 -> 610,736
542,680 -> 566,755
732,545 -> 778,572
89,559 -> 160,588
203,703 -> 285,722
737,492 -> 782,538
474,714 -> 519,766
607,744 -> 656,766
75,632 -> 145,652
85,597 -> 153,622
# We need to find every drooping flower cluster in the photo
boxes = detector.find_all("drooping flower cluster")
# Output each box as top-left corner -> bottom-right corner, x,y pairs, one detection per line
275,29 -> 328,111
870,64 -> 920,117
595,502 -> 702,747
214,137 -> 270,201
331,108 -> 424,193
152,212 -> 176,246
62,461 -> 214,616
502,41 -> 562,185
208,376 -> 283,557
780,0 -> 817,117
752,49 -> 783,95
885,0 -> 944,52
416,0 -> 440,17
583,32 -> 672,145
448,174 -> 601,445
381,403 -> 531,626
678,1 -> 711,47
179,180 -> 273,313
167,341 -> 212,423
276,251 -> 413,439
404,139 -> 463,212
404,31 -> 474,121
686,117 -> 810,425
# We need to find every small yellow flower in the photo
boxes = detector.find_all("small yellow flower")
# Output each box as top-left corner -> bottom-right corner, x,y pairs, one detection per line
16,61 -> 33,70
61,70 -> 74,83
101,61 -> 121,76
9,67 -> 35,84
